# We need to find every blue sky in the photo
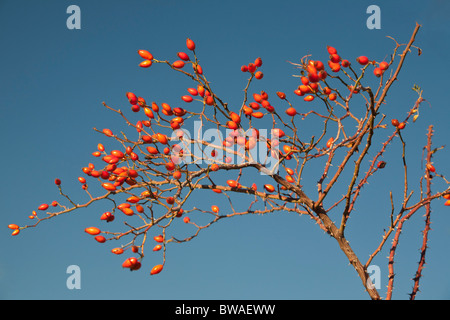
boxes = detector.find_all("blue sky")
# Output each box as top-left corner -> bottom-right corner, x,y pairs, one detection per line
1,0 -> 450,300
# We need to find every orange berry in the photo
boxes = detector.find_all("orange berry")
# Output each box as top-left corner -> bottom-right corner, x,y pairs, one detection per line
139,60 -> 152,68
172,60 -> 185,69
286,107 -> 297,117
122,257 -> 138,268
227,180 -> 238,188
252,112 -> 264,119
95,235 -> 106,243
153,244 -> 162,251
426,164 -> 436,173
397,122 -> 406,130
138,50 -> 153,60
272,128 -> 285,138
186,38 -> 195,51
136,204 -> 144,213
85,227 -> 101,235
103,128 -> 113,137
445,200 -> 450,206
193,64 -> 203,74
377,161 -> 386,169
373,67 -> 383,77
341,59 -> 350,67
111,248 -> 124,255
102,182 -> 116,191
126,92 -> 138,105
230,112 -> 241,124
181,95 -> 193,103
183,216 -> 190,223
211,205 -> 219,213
38,204 -> 49,211
177,52 -> 190,61
156,133 -> 168,144
121,207 -> 134,216
379,61 -> 389,70
147,146 -> 159,155
357,56 -> 369,65
391,119 -> 400,127
154,235 -> 164,243
227,121 -> 239,130
150,264 -> 163,275
100,211 -> 115,222
11,229 -> 20,236
264,184 -> 275,193
205,96 -> 214,106
255,71 -> 264,79
127,196 -> 140,204
304,95 -> 315,102
173,171 -> 182,180
286,175 -> 295,183
276,91 -> 286,99
330,54 -> 341,63
166,196 -> 175,205
247,63 -> 256,73
326,137 -> 334,148
327,46 -> 337,55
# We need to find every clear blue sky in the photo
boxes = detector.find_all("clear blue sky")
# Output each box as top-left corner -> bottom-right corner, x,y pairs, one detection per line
1,0 -> 450,300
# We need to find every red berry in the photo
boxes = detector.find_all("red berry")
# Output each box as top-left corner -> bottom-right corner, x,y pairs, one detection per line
186,38 -> 195,51
327,46 -> 337,55
373,67 -> 383,77
357,56 -> 369,65
379,61 -> 389,70
85,227 -> 101,235
286,107 -> 297,117
139,60 -> 152,68
94,235 -> 106,243
177,52 -> 190,61
181,95 -> 193,103
38,204 -> 49,211
255,71 -> 264,79
227,180 -> 238,188
138,50 -> 153,60
172,60 -> 185,69
150,264 -> 163,275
